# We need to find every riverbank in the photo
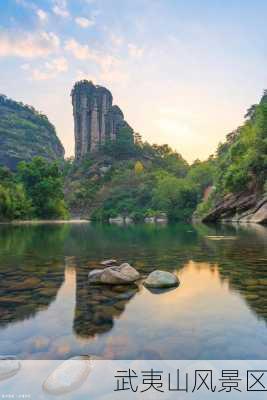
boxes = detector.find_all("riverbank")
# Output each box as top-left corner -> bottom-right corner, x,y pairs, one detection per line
0,219 -> 90,225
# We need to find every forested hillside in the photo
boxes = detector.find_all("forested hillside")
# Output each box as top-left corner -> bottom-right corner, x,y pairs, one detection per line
0,95 -> 64,170
197,91 -> 267,223
0,91 -> 266,224
64,128 -> 214,222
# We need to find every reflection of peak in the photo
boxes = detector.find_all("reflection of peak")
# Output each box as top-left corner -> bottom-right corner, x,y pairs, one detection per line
73,270 -> 138,338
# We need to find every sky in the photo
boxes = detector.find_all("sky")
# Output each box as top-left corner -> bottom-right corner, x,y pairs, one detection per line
1,0 -> 267,162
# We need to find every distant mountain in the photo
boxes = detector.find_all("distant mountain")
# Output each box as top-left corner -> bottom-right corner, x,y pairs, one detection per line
0,95 -> 64,170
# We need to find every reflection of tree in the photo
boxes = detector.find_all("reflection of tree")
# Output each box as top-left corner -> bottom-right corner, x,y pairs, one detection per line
198,223 -> 267,323
0,262 -> 64,327
73,266 -> 139,338
0,223 -> 71,262
0,224 -> 69,327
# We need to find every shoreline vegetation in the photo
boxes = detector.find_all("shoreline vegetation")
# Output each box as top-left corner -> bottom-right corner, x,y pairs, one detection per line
0,89 -> 266,225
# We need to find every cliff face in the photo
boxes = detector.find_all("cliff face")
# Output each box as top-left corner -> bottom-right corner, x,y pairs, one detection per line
202,192 -> 267,224
0,95 -> 64,170
71,80 -> 132,159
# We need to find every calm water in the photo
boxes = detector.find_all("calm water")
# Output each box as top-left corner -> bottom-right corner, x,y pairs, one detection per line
0,222 -> 267,360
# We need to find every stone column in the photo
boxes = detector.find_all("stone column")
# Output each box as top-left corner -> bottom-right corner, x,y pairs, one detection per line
90,98 -> 100,151
80,94 -> 89,157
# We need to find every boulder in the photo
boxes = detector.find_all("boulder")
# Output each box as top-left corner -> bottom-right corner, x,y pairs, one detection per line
144,270 -> 179,289
43,356 -> 92,395
145,216 -> 155,223
88,269 -> 104,283
109,216 -> 124,224
0,357 -> 20,381
156,213 -> 168,223
100,263 -> 140,285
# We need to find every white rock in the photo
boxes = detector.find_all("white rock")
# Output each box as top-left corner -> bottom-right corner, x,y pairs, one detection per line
144,270 -> 179,288
109,216 -> 124,224
145,216 -> 155,223
43,356 -> 92,395
100,264 -> 140,285
0,356 -> 20,381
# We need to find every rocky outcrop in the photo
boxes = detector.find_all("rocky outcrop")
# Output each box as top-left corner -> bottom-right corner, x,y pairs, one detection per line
0,95 -> 64,170
202,192 -> 267,224
71,80 -> 133,159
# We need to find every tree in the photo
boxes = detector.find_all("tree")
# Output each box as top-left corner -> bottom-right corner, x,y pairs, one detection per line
152,173 -> 198,221
18,157 -> 68,219
134,161 -> 144,175
0,166 -> 32,221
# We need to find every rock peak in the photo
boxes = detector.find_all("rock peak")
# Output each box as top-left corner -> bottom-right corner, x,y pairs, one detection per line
71,81 -> 131,159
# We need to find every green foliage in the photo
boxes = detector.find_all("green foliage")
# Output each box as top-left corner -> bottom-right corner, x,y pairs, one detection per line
101,126 -> 137,158
67,129 -> 216,222
0,94 -> 64,170
187,158 -> 215,193
0,167 -> 33,221
213,95 -> 267,195
17,157 -> 68,219
152,172 -> 199,221
194,191 -> 215,218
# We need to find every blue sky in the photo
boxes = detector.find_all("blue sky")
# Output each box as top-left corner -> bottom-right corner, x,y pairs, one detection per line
1,0 -> 267,161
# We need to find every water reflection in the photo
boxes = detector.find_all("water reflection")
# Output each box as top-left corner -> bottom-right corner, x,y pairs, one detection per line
74,268 -> 139,338
0,222 -> 266,359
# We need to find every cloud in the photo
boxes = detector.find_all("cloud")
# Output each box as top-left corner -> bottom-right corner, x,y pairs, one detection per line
0,31 -> 60,58
64,38 -> 93,60
31,57 -> 68,80
16,0 -> 48,23
76,70 -> 97,82
110,34 -> 124,47
52,0 -> 70,18
45,57 -> 68,72
128,43 -> 144,58
65,38 -> 129,85
21,63 -> 30,70
75,16 -> 95,28
36,9 -> 48,22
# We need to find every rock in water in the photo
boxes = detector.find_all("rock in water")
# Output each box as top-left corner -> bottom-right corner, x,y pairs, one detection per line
100,259 -> 117,266
144,270 -> 179,289
43,356 -> 92,395
88,269 -> 104,283
100,263 -> 140,285
0,356 -> 21,381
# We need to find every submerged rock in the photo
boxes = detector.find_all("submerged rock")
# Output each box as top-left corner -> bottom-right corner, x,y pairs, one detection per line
144,270 -> 179,289
43,356 -> 92,395
0,356 -> 21,381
